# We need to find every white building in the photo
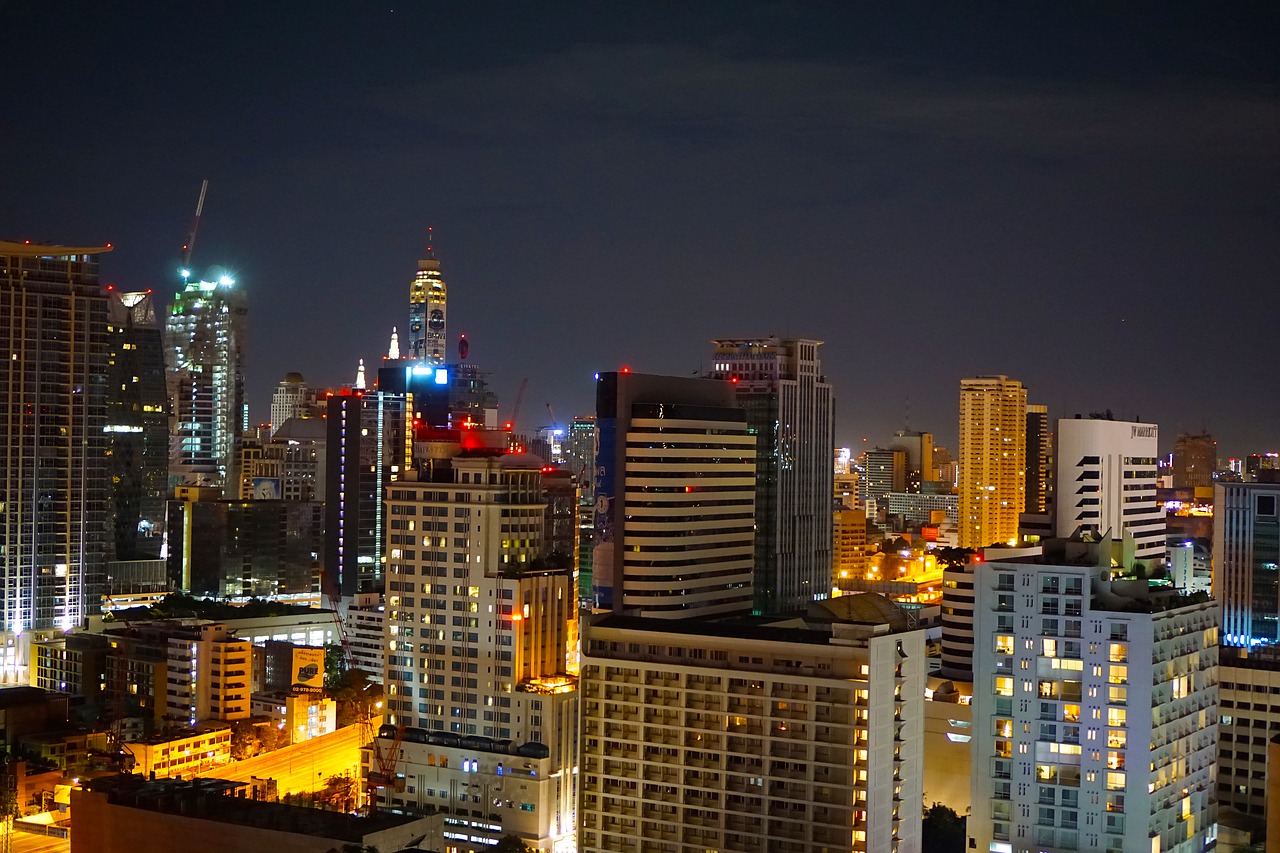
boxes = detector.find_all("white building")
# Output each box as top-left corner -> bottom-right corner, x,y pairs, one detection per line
970,538 -> 1218,853
344,591 -> 386,683
579,595 -> 925,853
1055,417 -> 1165,563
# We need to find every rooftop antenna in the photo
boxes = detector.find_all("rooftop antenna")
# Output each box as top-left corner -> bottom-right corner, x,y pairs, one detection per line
425,225 -> 436,260
904,396 -> 911,432
180,179 -> 209,273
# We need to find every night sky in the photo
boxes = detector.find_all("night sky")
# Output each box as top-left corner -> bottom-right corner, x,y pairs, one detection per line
4,3 -> 1277,456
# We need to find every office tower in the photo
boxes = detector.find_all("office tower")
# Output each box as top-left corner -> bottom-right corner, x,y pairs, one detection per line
1173,432 -> 1217,489
1025,404 -> 1052,514
861,447 -> 906,503
594,371 -> 756,618
1055,416 -> 1164,562
1214,482 -> 1280,647
237,416 -> 326,502
269,372 -> 321,435
933,446 -> 957,490
970,539 -> 1218,853
579,596 -> 926,853
833,506 -> 869,593
106,289 -> 170,560
324,389 -> 409,598
565,415 -> 597,482
891,428 -> 935,491
957,375 -> 1027,548
377,454 -> 577,849
0,241 -> 112,680
406,238 -> 447,364
166,487 -> 323,597
164,271 -> 247,492
707,338 -> 834,613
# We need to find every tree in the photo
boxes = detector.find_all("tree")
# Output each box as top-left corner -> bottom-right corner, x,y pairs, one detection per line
921,802 -> 966,853
493,837 -> 535,853
935,546 -> 974,570
230,720 -> 263,760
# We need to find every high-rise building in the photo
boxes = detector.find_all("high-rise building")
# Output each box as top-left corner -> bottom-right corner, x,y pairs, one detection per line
269,372 -> 321,435
970,539 -> 1218,853
1173,432 -> 1217,489
324,389 -> 408,598
861,448 -> 906,503
164,272 -> 247,492
593,371 -> 756,619
1054,416 -> 1164,563
163,623 -> 252,726
166,488 -> 323,597
377,454 -> 578,849
1214,482 -> 1280,647
1025,404 -> 1052,515
707,338 -> 834,613
579,596 -> 926,853
833,506 -> 869,594
957,375 -> 1027,548
237,415 -> 326,502
0,241 -> 113,681
106,289 -> 170,560
406,239 -> 447,364
891,429 -> 936,491
565,415 -> 596,483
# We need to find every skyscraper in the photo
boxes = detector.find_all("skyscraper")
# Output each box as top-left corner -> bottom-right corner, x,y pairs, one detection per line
1025,403 -> 1052,514
164,272 -> 247,493
269,372 -> 320,435
1173,432 -> 1217,489
324,388 -> 408,598
707,338 -> 834,614
1054,416 -> 1164,563
106,289 -> 170,560
594,371 -> 756,619
957,375 -> 1027,548
0,241 -> 113,680
377,453 -> 578,849
406,237 -> 446,364
1214,481 -> 1280,647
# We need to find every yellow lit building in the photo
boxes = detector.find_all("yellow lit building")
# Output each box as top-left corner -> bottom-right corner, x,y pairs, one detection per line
957,375 -> 1027,549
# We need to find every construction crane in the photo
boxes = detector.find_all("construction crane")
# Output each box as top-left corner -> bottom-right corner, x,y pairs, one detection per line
180,179 -> 209,272
504,377 -> 529,433
366,724 -> 406,815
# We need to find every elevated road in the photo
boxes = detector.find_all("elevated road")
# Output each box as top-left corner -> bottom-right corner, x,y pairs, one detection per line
197,724 -> 366,795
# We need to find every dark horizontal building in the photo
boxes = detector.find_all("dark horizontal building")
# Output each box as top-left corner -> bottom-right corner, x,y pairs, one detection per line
167,492 -> 323,598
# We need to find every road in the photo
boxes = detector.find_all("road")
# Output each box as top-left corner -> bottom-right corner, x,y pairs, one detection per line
197,723 -> 367,795
11,831 -> 68,853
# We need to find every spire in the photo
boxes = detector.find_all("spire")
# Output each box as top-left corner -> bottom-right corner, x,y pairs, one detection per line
425,225 -> 436,261
388,327 -> 400,360
355,358 -> 366,390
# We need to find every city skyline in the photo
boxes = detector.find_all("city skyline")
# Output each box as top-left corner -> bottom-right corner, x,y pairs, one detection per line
3,4 -> 1277,457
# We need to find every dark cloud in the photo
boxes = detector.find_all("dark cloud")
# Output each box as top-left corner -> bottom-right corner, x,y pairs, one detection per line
2,4 -> 1277,455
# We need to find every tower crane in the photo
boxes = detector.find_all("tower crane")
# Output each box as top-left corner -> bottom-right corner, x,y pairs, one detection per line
505,377 -> 529,433
180,179 -> 209,272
